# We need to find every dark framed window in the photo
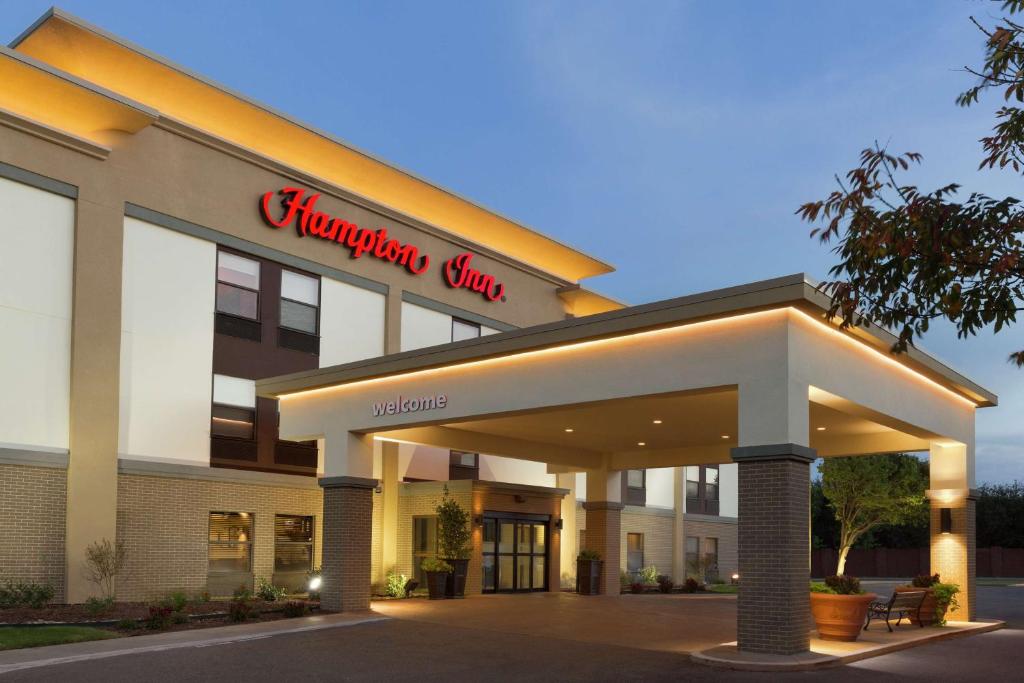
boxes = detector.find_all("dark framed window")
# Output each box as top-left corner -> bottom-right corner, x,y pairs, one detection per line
626,532 -> 644,574
216,252 -> 260,320
624,469 -> 646,506
278,269 -> 320,354
481,513 -> 548,593
209,512 -> 253,573
274,515 -> 314,573
412,516 -> 437,585
451,317 -> 481,342
211,374 -> 257,460
685,465 -> 720,515
449,450 -> 479,480
685,535 -> 700,579
704,537 -> 720,582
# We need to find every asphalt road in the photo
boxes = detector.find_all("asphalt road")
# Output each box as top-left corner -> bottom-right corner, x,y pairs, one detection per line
3,586 -> 1022,682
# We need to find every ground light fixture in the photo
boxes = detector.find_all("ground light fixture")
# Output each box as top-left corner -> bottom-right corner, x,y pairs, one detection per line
308,575 -> 322,591
731,573 -> 740,585
940,507 -> 953,534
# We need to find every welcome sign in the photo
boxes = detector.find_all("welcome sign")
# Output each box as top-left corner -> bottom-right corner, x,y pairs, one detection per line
371,393 -> 448,417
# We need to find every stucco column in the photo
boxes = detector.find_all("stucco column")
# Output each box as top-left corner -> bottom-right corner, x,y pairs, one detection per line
379,441 -> 400,585
556,472 -> 578,589
320,476 -> 378,611
672,466 -> 686,584
928,442 -> 975,620
732,444 -> 815,655
583,469 -> 623,595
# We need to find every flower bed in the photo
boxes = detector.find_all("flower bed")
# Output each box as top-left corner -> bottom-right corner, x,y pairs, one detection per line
0,599 -> 318,628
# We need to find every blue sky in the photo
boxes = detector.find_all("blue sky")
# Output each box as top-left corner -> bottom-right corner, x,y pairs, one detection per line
6,1 -> 1022,483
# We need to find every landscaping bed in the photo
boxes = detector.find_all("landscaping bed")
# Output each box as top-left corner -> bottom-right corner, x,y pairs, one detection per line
0,599 -> 319,628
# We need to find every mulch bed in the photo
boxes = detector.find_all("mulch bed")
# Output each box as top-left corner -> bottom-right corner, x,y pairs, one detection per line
0,599 -> 318,626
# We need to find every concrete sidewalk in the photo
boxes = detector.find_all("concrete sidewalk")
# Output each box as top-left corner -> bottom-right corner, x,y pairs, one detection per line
0,612 -> 387,676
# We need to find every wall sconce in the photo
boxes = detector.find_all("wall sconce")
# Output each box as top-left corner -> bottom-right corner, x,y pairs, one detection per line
473,515 -> 483,526
514,494 -> 526,503
555,518 -> 563,530
374,485 -> 383,494
940,507 -> 952,535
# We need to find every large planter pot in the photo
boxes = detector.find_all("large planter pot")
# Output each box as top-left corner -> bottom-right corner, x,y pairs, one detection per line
443,558 -> 469,598
895,586 -> 942,626
810,592 -> 877,641
425,571 -> 449,600
576,559 -> 602,595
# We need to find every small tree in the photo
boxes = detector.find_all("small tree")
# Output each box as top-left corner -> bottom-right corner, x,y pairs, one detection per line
435,486 -> 471,560
83,538 -> 127,600
820,454 -> 927,575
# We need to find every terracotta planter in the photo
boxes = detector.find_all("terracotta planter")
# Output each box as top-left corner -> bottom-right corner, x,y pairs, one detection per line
895,586 -> 943,625
443,558 -> 469,598
424,571 -> 449,600
810,592 -> 877,641
576,559 -> 602,595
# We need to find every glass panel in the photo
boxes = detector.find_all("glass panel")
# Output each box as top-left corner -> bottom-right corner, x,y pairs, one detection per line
532,556 -> 545,590
413,517 -> 436,553
498,523 -> 514,554
685,536 -> 699,555
209,512 -> 252,542
517,555 -> 530,589
705,483 -> 719,501
274,543 -> 312,572
498,556 -> 513,590
482,519 -> 496,554
482,555 -> 495,591
627,533 -> 643,553
209,544 -> 251,572
211,404 -> 255,439
275,515 -> 313,543
217,282 -> 259,319
450,451 -> 477,467
532,524 -> 546,554
281,270 -> 319,305
627,469 -> 644,488
516,524 -> 531,554
451,318 -> 481,342
209,512 -> 252,573
704,537 -> 718,560
705,466 -> 719,485
685,466 -> 700,482
218,252 -> 260,289
280,299 -> 317,333
686,480 -> 700,498
213,374 -> 256,408
627,551 -> 643,573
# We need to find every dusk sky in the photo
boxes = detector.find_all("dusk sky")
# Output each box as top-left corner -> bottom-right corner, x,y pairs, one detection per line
8,1 -> 1022,483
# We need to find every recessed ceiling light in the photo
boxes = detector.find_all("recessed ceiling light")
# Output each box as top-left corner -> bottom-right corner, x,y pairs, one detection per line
721,435 -> 729,440
637,442 -> 646,446
816,427 -> 827,431
565,428 -> 574,433
652,419 -> 663,424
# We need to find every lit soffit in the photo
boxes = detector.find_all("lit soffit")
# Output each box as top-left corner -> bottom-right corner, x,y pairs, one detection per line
11,10 -> 614,283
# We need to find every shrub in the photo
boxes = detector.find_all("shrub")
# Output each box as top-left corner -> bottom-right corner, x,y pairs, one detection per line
682,578 -> 699,593
933,583 -> 961,625
172,611 -> 190,625
656,575 -> 674,594
83,539 -> 127,600
385,571 -> 408,598
577,549 -> 601,561
229,595 -> 255,623
810,582 -> 835,594
0,580 -> 55,609
282,600 -> 308,618
255,577 -> 288,602
190,591 -> 211,606
435,486 -> 471,560
145,604 -> 173,630
619,570 -> 633,591
115,618 -> 138,631
824,575 -> 863,595
630,582 -> 645,594
84,595 -> 115,616
164,591 -> 189,612
233,585 -> 252,600
638,566 -> 658,584
420,558 -> 453,573
912,573 -> 941,588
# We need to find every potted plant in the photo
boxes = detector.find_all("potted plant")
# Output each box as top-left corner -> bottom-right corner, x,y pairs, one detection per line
435,486 -> 472,598
421,558 -> 452,600
576,549 -> 602,595
809,575 -> 877,641
897,574 -> 960,626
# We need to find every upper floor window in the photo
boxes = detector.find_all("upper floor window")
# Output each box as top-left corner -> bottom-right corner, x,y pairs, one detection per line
211,374 -> 256,441
216,252 -> 260,320
625,469 -> 646,506
685,465 -> 720,515
449,450 -> 480,480
280,270 -> 319,335
451,317 -> 481,342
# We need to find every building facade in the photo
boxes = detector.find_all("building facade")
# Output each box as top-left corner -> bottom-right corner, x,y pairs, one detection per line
0,8 -> 737,603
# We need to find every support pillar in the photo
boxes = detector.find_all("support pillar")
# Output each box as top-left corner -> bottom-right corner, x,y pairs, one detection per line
672,466 -> 687,584
583,469 -> 622,595
319,476 -> 378,612
556,472 -> 578,589
380,441 -> 399,583
732,444 -> 815,655
928,442 -> 975,620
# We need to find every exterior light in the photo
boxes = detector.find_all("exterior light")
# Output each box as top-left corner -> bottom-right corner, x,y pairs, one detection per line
555,518 -> 564,530
652,419 -> 663,424
564,428 -> 574,433
308,575 -> 322,591
816,427 -> 827,431
637,442 -> 646,446
720,435 -> 729,440
473,515 -> 483,525
731,573 -> 740,584
940,507 -> 952,534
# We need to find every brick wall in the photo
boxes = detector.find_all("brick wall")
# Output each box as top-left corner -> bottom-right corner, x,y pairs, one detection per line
931,499 -> 975,620
116,473 -> 323,601
0,464 -> 67,602
396,481 -> 473,586
621,507 -> 673,576
370,490 -> 382,591
321,483 -> 373,611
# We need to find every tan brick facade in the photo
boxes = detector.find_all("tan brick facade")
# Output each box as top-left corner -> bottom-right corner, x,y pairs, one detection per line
0,464 -> 67,602
620,507 -> 673,576
930,497 -> 976,620
115,472 -> 323,601
683,516 -> 739,580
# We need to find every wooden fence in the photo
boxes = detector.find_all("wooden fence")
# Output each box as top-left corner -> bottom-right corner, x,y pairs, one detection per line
811,547 -> 1024,578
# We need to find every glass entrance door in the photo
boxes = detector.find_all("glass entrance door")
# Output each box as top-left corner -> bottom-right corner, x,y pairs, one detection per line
481,513 -> 548,593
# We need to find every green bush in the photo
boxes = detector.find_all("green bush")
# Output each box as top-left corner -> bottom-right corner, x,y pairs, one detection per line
638,566 -> 659,584
824,575 -> 863,595
255,577 -> 287,602
385,571 -> 409,598
0,580 -> 55,609
163,591 -> 189,612
84,596 -> 115,616
172,611 -> 190,625
656,575 -> 674,593
577,549 -> 601,561
232,585 -> 252,600
912,573 -> 941,588
810,582 -> 835,594
435,486 -> 471,560
682,578 -> 699,593
282,600 -> 308,618
933,583 -> 961,625
229,596 -> 255,622
145,605 -> 173,630
619,570 -> 632,591
190,591 -> 211,606
420,558 -> 453,573
115,618 -> 137,631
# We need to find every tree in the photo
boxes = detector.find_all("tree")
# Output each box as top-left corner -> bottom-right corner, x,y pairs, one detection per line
977,481 -> 1024,547
819,454 -> 927,575
797,1 -> 1024,366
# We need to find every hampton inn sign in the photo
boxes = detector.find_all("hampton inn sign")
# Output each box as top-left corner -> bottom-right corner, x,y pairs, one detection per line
261,187 -> 507,302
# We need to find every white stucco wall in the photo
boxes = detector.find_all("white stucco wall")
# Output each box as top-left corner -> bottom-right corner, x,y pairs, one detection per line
645,467 -> 675,508
119,217 -> 215,464
480,454 -> 556,487
319,278 -> 385,366
398,443 -> 450,481
400,302 -> 452,351
0,177 -> 74,452
718,463 -> 738,518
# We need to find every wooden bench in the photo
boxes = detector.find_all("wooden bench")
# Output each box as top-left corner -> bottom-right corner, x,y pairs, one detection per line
864,590 -> 927,632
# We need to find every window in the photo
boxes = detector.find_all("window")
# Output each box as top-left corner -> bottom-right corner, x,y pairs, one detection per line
685,535 -> 700,579
216,252 -> 260,320
449,450 -> 479,480
274,515 -> 314,573
626,532 -> 644,574
685,465 -> 720,515
451,317 -> 481,342
280,270 -> 319,334
704,537 -> 720,582
211,374 -> 256,440
625,469 -> 646,506
412,516 -> 437,584
209,512 -> 253,573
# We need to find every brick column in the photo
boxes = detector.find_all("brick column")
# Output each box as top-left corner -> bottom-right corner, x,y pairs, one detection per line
930,494 -> 976,620
732,444 -> 815,655
320,476 -> 377,612
582,501 -> 623,595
